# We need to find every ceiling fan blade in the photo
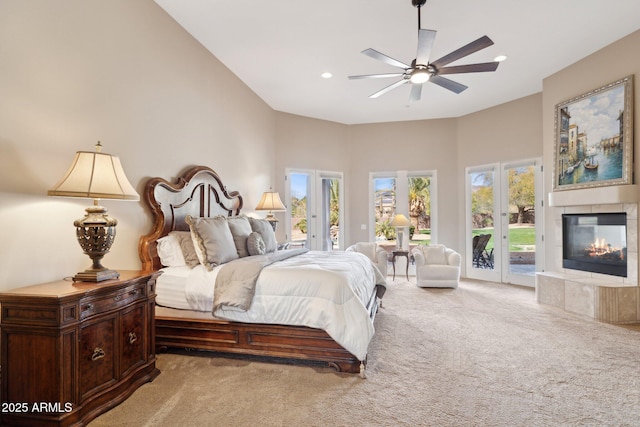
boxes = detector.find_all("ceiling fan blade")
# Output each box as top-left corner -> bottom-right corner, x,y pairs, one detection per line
369,79 -> 408,98
437,62 -> 499,75
362,48 -> 410,69
429,75 -> 468,94
348,73 -> 405,80
415,29 -> 437,65
409,83 -> 422,102
430,35 -> 494,69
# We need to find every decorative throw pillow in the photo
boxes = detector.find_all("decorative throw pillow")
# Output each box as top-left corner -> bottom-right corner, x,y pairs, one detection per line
248,217 -> 277,253
424,244 -> 447,265
156,234 -> 186,267
246,232 -> 266,256
226,215 -> 253,258
168,231 -> 200,268
185,215 -> 239,270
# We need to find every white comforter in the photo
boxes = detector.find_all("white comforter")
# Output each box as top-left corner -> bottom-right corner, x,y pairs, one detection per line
180,250 -> 386,361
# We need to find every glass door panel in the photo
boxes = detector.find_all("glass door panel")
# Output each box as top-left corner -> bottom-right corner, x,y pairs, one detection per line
407,176 -> 432,248
286,170 -> 343,251
288,172 -> 310,249
320,176 -> 342,250
467,167 -> 500,282
373,177 -> 396,250
502,162 -> 540,286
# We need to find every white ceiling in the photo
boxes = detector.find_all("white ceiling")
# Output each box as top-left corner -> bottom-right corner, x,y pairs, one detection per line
154,0 -> 640,125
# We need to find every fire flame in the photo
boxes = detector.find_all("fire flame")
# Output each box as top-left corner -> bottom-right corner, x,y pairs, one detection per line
588,238 -> 624,260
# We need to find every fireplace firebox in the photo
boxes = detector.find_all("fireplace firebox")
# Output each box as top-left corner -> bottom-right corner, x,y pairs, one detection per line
562,213 -> 627,277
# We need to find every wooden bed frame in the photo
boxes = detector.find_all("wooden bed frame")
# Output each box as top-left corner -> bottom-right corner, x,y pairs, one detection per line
138,166 -> 383,375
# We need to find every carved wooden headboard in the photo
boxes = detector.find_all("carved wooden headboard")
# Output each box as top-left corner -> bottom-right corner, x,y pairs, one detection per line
138,166 -> 243,271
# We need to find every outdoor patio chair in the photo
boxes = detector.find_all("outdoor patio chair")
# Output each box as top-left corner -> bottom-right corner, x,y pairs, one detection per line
472,234 -> 494,269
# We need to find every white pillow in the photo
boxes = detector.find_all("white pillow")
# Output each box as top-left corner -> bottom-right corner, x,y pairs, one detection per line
156,235 -> 186,267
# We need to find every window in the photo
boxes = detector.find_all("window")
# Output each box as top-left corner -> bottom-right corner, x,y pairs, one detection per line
373,176 -> 396,242
370,171 -> 436,248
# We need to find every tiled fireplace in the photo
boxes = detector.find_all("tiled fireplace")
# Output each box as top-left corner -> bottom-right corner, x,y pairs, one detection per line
536,185 -> 639,324
562,212 -> 627,277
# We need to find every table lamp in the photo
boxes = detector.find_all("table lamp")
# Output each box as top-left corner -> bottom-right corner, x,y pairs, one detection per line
255,189 -> 286,231
48,142 -> 139,282
390,213 -> 411,249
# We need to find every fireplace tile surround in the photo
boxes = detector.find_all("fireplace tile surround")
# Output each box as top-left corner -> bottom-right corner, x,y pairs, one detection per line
536,185 -> 639,324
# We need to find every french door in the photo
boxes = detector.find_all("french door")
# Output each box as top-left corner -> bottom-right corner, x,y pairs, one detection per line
285,169 -> 344,251
465,159 -> 543,286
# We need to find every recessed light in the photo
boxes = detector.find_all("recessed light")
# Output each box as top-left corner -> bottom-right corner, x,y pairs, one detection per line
321,72 -> 333,79
494,55 -> 507,62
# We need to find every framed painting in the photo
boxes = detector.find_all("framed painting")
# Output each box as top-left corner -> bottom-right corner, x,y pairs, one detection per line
553,75 -> 633,191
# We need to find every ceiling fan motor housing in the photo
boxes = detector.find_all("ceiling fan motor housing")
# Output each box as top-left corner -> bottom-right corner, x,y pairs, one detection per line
412,0 -> 427,7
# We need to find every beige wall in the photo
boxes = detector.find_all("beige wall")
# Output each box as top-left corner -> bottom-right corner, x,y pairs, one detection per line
346,119 -> 458,246
542,30 -> 640,271
0,0 -> 276,289
274,112 -> 349,241
457,93 -> 543,167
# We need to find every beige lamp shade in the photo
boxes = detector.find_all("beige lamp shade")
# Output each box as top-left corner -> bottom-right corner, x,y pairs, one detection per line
48,148 -> 139,201
255,191 -> 286,212
390,213 -> 411,227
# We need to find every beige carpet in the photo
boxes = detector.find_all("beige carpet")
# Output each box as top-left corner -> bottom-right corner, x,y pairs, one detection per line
90,278 -> 640,426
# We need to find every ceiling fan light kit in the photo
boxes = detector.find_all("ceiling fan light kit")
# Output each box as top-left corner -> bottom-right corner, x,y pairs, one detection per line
410,67 -> 430,84
349,0 -> 499,102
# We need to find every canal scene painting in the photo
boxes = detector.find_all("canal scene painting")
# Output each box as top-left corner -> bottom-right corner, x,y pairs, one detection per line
554,75 -> 633,191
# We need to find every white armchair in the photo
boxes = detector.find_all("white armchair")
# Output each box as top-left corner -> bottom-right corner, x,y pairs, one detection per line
346,242 -> 389,277
412,244 -> 461,288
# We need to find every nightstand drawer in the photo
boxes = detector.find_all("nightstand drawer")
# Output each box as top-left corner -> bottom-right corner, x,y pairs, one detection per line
80,282 -> 146,319
80,314 -> 117,400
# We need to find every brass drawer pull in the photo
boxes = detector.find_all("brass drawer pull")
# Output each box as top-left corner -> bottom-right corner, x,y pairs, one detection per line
128,332 -> 138,344
113,294 -> 123,302
91,347 -> 105,361
83,303 -> 94,312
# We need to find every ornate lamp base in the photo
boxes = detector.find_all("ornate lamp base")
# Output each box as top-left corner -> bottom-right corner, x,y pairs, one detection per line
264,213 -> 279,231
73,204 -> 119,283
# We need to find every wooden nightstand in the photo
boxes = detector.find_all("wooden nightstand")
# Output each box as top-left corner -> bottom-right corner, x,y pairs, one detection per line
0,270 -> 161,427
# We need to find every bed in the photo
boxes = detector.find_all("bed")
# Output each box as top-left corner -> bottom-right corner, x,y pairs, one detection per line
138,166 -> 386,375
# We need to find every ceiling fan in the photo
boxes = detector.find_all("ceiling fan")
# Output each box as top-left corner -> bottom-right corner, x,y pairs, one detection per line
349,0 -> 500,102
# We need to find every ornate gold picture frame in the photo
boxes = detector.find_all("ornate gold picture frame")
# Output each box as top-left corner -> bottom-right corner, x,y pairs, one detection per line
554,75 -> 633,191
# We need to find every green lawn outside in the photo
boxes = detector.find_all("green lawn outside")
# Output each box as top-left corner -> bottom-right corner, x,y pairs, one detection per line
408,226 -> 535,251
472,227 -> 535,252
409,228 -> 431,246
